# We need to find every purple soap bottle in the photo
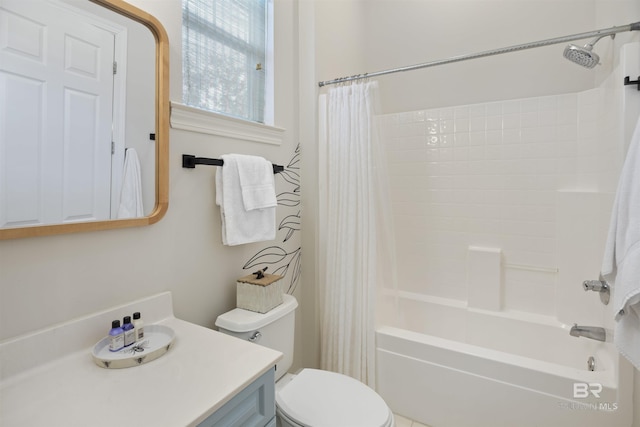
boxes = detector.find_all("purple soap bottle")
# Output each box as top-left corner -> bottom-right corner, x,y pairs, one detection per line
122,316 -> 135,347
109,320 -> 124,352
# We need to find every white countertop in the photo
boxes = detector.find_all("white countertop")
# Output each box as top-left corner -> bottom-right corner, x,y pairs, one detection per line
0,293 -> 282,427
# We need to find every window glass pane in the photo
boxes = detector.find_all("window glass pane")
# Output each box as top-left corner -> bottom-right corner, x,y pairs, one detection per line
182,0 -> 266,123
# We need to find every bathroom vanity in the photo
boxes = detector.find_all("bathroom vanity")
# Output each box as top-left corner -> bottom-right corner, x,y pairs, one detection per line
0,292 -> 282,427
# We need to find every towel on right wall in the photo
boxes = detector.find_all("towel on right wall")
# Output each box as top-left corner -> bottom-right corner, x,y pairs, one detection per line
601,114 -> 640,370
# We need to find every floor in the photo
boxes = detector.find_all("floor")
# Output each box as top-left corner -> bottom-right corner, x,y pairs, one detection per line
395,413 -> 432,427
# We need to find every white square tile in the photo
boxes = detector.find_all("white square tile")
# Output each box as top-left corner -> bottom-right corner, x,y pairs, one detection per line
502,144 -> 521,159
454,133 -> 469,147
469,131 -> 486,146
502,128 -> 521,144
557,93 -> 578,110
521,127 -> 541,144
440,118 -> 454,133
502,113 -> 521,130
469,116 -> 486,131
426,119 -> 439,135
454,117 -> 469,132
485,101 -> 503,116
453,146 -> 469,161
486,130 -> 503,144
439,147 -> 454,162
538,109 -> 557,127
468,146 -> 485,160
521,98 -> 540,113
485,145 -> 503,160
425,148 -> 439,162
556,109 -> 578,126
521,111 -> 539,128
556,125 -> 577,142
539,95 -> 558,111
486,115 -> 502,130
440,134 -> 454,147
426,135 -> 440,147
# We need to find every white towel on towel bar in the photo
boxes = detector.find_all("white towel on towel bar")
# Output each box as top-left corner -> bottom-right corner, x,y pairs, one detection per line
117,148 -> 144,219
235,154 -> 277,211
215,154 -> 276,246
601,114 -> 640,370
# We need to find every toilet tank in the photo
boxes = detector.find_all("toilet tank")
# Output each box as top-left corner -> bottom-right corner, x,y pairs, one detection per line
215,294 -> 298,380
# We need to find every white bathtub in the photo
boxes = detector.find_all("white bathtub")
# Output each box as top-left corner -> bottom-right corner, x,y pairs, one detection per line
376,293 -> 633,427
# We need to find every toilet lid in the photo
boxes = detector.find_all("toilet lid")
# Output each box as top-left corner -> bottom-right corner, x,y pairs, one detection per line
276,369 -> 392,427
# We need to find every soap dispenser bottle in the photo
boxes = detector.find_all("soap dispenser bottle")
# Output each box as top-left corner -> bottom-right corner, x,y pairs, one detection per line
122,316 -> 135,347
132,312 -> 144,341
109,320 -> 124,352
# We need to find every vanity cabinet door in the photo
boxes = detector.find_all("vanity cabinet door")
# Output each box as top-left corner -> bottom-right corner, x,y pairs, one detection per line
198,368 -> 276,427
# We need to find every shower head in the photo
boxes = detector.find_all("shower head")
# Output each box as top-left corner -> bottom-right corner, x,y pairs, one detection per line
563,34 -> 611,69
563,43 -> 600,68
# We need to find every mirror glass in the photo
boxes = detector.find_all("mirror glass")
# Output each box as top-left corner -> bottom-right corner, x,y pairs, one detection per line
0,0 -> 169,239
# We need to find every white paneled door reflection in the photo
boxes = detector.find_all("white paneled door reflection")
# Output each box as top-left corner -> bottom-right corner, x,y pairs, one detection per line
0,0 -> 114,227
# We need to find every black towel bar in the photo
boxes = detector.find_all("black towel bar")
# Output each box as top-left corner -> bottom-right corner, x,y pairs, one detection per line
624,76 -> 640,90
182,154 -> 284,174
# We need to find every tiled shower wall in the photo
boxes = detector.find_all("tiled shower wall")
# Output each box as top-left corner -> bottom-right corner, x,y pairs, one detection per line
379,84 -> 621,317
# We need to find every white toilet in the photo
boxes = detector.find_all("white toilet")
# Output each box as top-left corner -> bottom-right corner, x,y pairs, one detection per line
215,294 -> 395,427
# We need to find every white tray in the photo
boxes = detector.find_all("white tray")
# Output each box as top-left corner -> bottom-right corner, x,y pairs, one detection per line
92,324 -> 175,369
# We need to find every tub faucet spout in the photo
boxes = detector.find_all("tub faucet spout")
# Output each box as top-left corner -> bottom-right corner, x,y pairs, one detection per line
569,324 -> 606,342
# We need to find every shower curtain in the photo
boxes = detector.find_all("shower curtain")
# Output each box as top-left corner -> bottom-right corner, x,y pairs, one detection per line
319,81 -> 396,388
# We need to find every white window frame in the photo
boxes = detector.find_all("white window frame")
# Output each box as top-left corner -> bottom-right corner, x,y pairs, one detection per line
180,0 -> 275,128
170,102 -> 284,146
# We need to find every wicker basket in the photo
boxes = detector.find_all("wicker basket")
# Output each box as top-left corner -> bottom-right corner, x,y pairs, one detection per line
236,272 -> 284,313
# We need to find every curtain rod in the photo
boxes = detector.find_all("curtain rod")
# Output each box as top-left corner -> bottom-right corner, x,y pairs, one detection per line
318,22 -> 640,87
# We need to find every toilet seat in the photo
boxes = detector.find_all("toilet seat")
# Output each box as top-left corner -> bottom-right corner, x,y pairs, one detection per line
276,368 -> 394,427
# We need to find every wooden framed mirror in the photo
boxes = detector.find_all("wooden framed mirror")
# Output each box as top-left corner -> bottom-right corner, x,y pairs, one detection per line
0,0 -> 169,240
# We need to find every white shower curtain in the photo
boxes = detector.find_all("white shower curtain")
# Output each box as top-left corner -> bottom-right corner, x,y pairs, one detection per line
319,81 -> 396,388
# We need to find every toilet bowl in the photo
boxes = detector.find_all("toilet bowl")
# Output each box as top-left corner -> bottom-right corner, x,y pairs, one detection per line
276,369 -> 394,427
215,294 -> 394,427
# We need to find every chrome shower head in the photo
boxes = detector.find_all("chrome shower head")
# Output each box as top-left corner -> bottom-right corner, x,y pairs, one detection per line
563,43 -> 600,68
563,34 -> 611,69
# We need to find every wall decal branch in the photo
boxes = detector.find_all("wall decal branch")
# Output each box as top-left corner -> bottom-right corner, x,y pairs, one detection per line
243,144 -> 301,294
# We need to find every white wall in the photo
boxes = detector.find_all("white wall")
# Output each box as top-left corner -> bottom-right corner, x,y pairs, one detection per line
313,0 -> 640,114
0,0 -> 304,374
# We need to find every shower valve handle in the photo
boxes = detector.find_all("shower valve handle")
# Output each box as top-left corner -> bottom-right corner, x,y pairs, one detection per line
583,280 -> 607,292
582,279 -> 610,305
